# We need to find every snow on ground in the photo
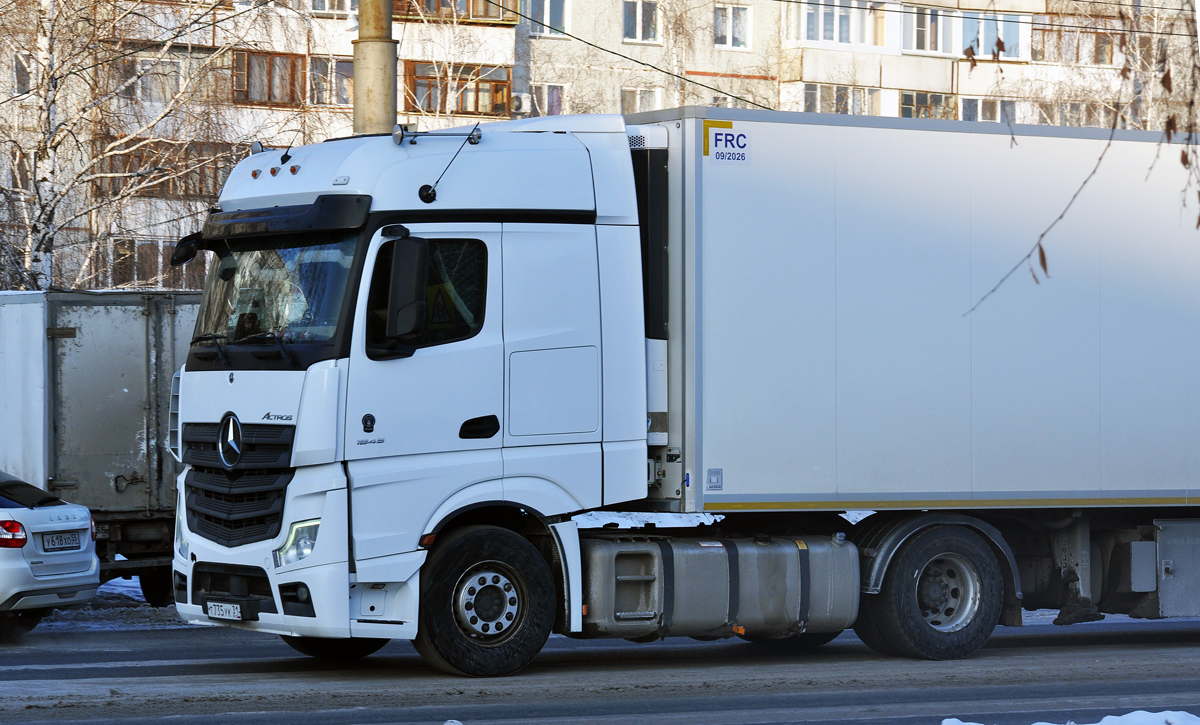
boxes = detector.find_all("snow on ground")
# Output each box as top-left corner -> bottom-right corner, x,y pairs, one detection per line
944,712 -> 1200,725
38,575 -> 198,632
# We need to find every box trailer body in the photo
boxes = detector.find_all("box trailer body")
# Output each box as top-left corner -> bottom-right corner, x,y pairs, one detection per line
648,111 -> 1200,514
169,107 -> 1200,675
0,291 -> 200,603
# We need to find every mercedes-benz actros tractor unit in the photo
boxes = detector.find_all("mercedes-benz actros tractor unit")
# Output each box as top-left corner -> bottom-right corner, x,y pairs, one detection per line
169,106 -> 1200,676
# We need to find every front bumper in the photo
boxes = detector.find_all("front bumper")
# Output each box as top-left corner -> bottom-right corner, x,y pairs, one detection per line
173,463 -> 352,638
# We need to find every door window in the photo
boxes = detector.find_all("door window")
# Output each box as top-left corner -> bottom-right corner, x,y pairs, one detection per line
366,238 -> 487,353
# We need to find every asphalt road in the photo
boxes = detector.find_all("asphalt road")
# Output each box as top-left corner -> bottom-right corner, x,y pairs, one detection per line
3,616 -> 1200,725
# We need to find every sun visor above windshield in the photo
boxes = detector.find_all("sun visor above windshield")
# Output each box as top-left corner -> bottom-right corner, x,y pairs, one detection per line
201,194 -> 371,241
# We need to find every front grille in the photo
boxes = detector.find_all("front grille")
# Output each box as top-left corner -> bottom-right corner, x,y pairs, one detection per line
183,423 -> 295,547
182,423 -> 294,470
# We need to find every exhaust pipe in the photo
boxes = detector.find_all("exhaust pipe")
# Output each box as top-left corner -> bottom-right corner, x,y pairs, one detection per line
353,0 -> 397,135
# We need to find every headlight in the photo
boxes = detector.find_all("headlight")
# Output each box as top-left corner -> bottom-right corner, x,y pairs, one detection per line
274,519 -> 320,567
175,501 -> 188,559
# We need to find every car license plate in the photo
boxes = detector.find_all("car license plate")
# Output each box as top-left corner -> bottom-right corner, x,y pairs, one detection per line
206,601 -> 242,621
42,531 -> 80,552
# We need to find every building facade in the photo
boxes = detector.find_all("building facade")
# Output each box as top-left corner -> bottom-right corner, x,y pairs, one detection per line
527,0 -> 1189,131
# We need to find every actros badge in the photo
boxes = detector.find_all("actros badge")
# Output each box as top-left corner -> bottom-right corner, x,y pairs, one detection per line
218,412 -> 243,469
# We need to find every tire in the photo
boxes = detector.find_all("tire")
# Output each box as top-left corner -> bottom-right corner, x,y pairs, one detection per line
138,567 -> 175,608
870,525 -> 1003,660
740,630 -> 842,650
852,595 -> 903,656
413,525 -> 555,677
281,636 -> 389,662
0,610 -> 44,641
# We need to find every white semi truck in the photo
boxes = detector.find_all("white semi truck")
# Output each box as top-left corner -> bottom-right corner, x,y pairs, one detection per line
169,107 -> 1200,676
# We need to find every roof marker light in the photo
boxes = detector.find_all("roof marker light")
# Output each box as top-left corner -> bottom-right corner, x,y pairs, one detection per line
269,167 -> 280,177
250,169 -> 261,179
289,165 -> 300,175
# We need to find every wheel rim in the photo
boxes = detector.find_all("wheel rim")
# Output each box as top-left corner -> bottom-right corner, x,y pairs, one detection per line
453,561 -> 524,645
915,552 -> 981,633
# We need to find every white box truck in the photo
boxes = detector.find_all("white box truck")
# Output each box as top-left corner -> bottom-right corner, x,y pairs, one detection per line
168,107 -> 1200,675
0,290 -> 199,605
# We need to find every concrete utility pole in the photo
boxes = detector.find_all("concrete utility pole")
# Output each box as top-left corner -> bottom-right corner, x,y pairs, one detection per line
512,0 -> 531,118
353,0 -> 398,135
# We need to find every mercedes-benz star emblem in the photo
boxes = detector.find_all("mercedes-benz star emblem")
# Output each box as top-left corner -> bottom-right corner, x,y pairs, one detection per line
218,413 -> 243,469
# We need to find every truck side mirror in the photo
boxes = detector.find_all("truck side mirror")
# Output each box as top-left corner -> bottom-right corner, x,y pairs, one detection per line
171,232 -> 202,266
386,237 -> 429,339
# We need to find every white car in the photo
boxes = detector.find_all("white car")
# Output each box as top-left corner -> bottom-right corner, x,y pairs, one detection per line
0,471 -> 98,637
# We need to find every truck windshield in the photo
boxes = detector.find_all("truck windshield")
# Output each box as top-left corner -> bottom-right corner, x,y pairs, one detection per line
193,233 -> 358,348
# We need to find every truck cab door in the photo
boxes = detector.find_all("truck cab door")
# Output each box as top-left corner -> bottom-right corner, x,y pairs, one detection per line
344,223 -> 502,564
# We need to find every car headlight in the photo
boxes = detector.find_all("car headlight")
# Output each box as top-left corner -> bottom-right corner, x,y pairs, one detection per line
175,502 -> 188,560
274,519 -> 320,567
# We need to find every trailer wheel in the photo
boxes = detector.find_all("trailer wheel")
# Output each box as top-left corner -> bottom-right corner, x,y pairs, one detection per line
740,630 -> 842,650
413,525 -> 555,677
138,568 -> 175,608
866,525 -> 1002,660
280,636 -> 389,662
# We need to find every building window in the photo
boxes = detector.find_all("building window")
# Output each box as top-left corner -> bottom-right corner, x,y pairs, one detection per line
310,0 -> 356,12
406,63 -> 511,116
963,13 -> 1020,58
531,84 -> 564,116
108,239 -> 206,290
311,57 -> 353,105
902,6 -> 954,53
789,0 -> 883,45
400,0 -> 517,20
962,98 -> 1016,123
529,0 -> 565,34
94,140 -> 236,201
233,51 -> 305,107
624,0 -> 658,42
803,83 -> 876,115
714,4 -> 750,48
1031,18 -> 1116,65
900,91 -> 956,119
115,58 -> 182,102
10,150 -> 31,192
621,88 -> 658,114
13,53 -> 30,95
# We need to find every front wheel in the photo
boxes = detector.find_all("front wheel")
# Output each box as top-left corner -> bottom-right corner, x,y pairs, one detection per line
280,636 -> 389,662
414,526 -> 555,677
859,525 -> 1003,660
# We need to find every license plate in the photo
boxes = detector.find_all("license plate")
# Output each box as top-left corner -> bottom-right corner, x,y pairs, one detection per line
206,601 -> 242,621
42,531 -> 80,552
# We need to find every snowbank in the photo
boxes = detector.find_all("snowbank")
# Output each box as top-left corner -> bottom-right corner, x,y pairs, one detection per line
37,576 -> 197,632
945,712 -> 1200,725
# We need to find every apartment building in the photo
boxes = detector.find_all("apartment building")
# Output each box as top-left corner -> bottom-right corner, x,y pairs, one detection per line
527,0 -> 1188,130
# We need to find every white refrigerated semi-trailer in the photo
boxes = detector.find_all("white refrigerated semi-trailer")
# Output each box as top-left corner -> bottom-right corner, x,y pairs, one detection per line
170,107 -> 1200,675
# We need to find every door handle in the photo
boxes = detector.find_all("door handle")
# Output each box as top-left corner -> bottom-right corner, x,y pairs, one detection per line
459,415 -> 500,439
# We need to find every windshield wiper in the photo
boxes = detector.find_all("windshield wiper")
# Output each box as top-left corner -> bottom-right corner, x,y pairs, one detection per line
230,331 -> 299,367
190,333 -> 230,367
